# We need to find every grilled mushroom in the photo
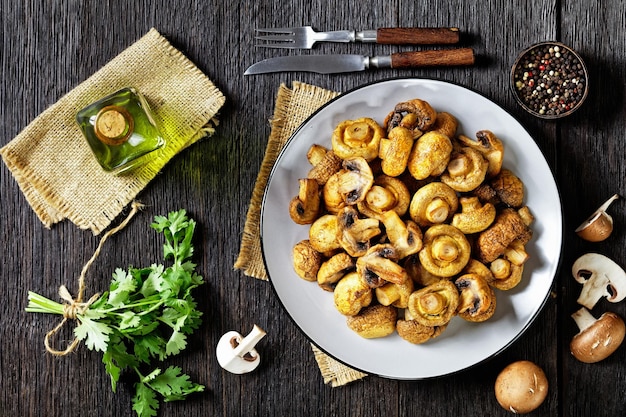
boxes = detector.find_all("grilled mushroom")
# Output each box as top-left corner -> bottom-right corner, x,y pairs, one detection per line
317,252 -> 355,291
335,157 -> 375,206
381,210 -> 423,259
396,317 -> 446,344
292,240 -> 323,282
333,271 -> 373,316
407,279 -> 460,327
419,224 -> 471,277
384,98 -> 438,136
357,174 -> 411,221
337,206 -> 381,257
308,214 -> 342,253
375,277 -> 414,308
379,126 -> 414,177
429,111 -> 458,138
451,196 -> 497,234
455,273 -> 496,322
346,304 -> 397,339
331,117 -> 384,161
409,182 -> 459,227
457,130 -> 504,178
476,208 -> 532,263
407,131 -> 453,180
441,147 -> 489,192
289,178 -> 321,225
356,244 -> 407,288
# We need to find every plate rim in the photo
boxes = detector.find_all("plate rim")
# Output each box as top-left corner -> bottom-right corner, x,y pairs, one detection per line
259,77 -> 564,380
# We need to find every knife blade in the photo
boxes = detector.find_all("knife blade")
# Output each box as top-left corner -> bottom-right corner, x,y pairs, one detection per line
244,48 -> 474,75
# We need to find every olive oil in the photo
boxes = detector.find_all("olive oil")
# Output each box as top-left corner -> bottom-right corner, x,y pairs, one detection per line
77,87 -> 165,173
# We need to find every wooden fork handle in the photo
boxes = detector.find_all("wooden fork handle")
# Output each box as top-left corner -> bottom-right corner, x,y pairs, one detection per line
376,27 -> 460,45
389,48 -> 475,68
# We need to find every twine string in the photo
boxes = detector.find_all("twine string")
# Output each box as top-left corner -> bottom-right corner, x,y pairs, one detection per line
43,201 -> 145,355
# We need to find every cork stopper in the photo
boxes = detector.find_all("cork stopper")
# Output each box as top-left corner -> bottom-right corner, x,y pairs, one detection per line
94,105 -> 133,145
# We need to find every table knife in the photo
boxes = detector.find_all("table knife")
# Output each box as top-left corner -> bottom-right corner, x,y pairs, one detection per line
244,48 -> 475,75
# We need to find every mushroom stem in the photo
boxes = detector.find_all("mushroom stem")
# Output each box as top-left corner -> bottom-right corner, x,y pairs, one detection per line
571,307 -> 598,331
232,325 -> 267,358
595,194 -> 620,213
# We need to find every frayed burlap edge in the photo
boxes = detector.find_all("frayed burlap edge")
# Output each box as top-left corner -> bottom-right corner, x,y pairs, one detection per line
234,81 -> 367,387
312,345 -> 367,387
234,81 -> 339,280
0,28 -> 225,235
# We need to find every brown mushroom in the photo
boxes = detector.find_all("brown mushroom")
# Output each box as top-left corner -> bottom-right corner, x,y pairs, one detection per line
379,126 -> 414,177
307,148 -> 342,185
337,206 -> 381,257
333,271 -> 373,316
407,131 -> 453,180
476,208 -> 532,263
455,273 -> 496,322
409,182 -> 459,227
407,279 -> 459,327
346,304 -> 397,339
419,224 -> 471,277
440,147 -> 489,192
494,360 -> 548,414
331,117 -> 384,161
575,194 -> 619,242
357,175 -> 411,221
292,240 -> 323,282
570,307 -> 626,363
356,243 -> 407,288
490,169 -> 525,208
288,178 -> 321,225
317,252 -> 355,291
457,130 -> 504,178
451,196 -> 497,234
384,98 -> 437,137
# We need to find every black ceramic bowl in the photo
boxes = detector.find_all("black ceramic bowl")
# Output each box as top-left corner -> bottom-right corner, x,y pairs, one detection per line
510,41 -> 588,119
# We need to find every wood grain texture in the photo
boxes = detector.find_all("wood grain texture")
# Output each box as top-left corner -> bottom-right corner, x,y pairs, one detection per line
1,0 -> 625,416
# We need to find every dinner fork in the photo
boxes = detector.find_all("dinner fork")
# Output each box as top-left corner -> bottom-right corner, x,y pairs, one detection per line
254,26 -> 460,49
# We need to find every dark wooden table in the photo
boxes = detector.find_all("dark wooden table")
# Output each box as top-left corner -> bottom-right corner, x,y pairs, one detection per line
2,1 -> 625,416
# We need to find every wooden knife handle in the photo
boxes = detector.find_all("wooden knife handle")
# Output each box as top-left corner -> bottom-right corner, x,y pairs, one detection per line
390,48 -> 475,68
377,27 -> 460,45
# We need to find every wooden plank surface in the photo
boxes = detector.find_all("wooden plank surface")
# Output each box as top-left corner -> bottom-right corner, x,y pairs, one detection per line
1,0 -> 625,416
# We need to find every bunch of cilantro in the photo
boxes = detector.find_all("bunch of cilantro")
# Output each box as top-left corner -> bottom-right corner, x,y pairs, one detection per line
26,209 -> 205,417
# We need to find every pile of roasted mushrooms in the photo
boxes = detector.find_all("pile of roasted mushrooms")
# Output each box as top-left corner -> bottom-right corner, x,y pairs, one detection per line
289,98 -> 534,344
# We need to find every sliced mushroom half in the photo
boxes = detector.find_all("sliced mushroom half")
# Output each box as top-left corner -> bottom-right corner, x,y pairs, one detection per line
572,253 -> 626,309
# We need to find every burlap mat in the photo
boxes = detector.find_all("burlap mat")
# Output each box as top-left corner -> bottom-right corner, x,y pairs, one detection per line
234,81 -> 367,387
1,28 -> 225,235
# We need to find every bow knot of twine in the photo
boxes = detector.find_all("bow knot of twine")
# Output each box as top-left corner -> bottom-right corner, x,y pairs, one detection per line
44,201 -> 144,356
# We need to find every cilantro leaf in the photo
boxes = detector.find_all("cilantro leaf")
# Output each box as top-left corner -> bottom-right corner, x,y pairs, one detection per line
74,315 -> 112,352
148,366 -> 205,402
28,209 -> 205,416
108,268 -> 137,307
133,381 -> 159,417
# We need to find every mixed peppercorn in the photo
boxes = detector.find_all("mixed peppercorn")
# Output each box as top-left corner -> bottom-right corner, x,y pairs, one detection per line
512,43 -> 587,118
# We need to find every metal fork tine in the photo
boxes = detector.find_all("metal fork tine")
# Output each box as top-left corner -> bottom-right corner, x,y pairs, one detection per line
253,26 -> 314,49
255,28 -> 297,35
254,34 -> 294,42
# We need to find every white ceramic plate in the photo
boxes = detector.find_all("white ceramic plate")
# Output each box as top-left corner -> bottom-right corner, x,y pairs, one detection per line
260,78 -> 562,379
